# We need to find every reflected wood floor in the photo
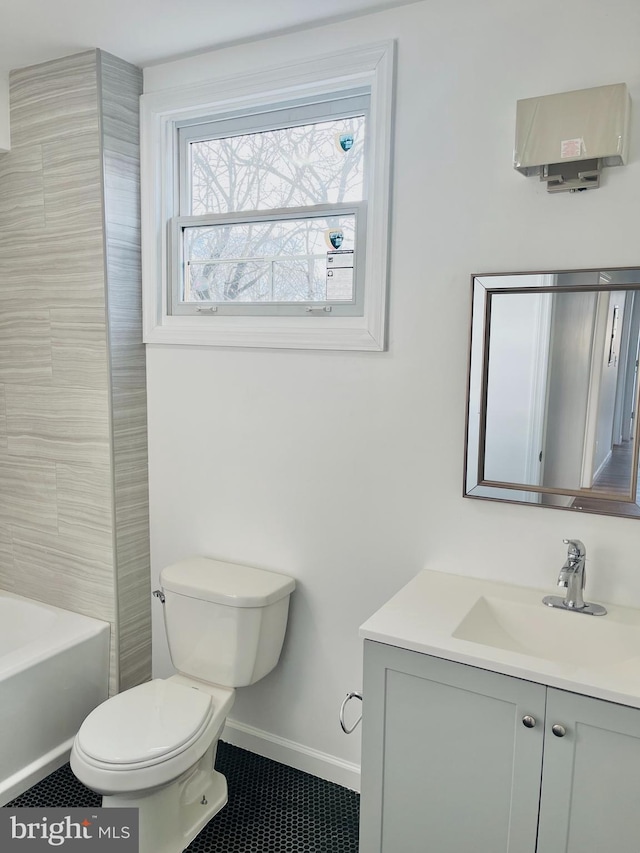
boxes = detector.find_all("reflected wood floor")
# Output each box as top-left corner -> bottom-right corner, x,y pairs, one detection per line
571,441 -> 640,516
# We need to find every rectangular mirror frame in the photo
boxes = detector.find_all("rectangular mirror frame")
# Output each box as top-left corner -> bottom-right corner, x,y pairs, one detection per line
464,266 -> 640,519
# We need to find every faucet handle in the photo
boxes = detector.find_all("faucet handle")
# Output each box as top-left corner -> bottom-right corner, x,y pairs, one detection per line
563,539 -> 586,559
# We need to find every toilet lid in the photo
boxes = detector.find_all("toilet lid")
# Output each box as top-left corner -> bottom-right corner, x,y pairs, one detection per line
77,679 -> 213,766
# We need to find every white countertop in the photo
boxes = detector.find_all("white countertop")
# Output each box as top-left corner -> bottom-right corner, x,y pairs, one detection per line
360,568 -> 640,710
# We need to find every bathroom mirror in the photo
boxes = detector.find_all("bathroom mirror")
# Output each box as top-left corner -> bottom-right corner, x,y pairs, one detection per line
464,267 -> 640,518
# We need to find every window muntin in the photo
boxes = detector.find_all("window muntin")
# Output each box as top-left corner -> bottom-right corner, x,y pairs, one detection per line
173,93 -> 369,317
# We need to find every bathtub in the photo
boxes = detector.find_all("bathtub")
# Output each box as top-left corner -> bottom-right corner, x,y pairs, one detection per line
0,590 -> 110,805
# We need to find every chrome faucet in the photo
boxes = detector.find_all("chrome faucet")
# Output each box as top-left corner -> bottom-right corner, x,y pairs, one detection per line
558,538 -> 587,609
542,539 -> 607,616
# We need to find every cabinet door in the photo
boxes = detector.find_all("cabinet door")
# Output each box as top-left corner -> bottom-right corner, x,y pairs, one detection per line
359,642 -> 546,853
537,688 -> 640,853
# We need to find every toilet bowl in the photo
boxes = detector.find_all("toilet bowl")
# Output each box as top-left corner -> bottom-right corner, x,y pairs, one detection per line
70,557 -> 295,853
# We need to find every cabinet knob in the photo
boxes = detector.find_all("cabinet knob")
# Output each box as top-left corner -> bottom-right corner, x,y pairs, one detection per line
522,715 -> 536,728
552,724 -> 566,737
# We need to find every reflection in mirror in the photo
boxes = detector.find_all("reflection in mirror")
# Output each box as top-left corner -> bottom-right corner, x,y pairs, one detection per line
465,268 -> 640,518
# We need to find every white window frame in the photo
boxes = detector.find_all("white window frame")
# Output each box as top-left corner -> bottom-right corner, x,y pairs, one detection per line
173,92 -> 369,319
141,41 -> 395,351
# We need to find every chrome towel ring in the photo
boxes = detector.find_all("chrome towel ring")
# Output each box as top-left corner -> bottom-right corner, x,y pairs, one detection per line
339,691 -> 363,734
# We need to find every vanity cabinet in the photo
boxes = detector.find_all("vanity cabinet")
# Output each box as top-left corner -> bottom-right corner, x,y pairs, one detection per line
359,640 -> 640,853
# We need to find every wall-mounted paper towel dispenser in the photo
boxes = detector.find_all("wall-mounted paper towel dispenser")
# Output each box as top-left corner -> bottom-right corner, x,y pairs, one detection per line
514,83 -> 631,192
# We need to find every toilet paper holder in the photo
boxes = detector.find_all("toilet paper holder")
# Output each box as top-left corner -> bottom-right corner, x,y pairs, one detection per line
339,691 -> 363,734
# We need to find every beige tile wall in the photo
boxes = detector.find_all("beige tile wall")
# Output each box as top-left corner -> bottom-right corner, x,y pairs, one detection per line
0,50 -> 150,693
99,51 -> 151,692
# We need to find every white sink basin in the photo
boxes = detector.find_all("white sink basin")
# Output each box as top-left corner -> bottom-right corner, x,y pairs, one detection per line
360,568 -> 640,710
452,595 -> 640,668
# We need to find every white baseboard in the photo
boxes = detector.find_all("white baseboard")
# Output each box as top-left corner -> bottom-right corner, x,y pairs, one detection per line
221,718 -> 361,793
592,448 -> 613,483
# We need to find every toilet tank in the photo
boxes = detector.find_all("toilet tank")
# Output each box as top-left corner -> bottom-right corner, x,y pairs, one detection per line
160,557 -> 295,688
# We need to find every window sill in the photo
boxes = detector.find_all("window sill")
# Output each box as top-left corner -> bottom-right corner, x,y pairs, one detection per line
143,313 -> 386,351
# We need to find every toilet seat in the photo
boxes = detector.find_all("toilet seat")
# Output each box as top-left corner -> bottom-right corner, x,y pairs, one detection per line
77,679 -> 214,768
70,678 -> 235,795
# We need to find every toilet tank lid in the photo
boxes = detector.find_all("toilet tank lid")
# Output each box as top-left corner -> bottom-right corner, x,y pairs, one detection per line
160,557 -> 296,607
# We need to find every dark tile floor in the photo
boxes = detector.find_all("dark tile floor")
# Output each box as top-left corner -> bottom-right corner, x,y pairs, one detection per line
7,742 -> 360,853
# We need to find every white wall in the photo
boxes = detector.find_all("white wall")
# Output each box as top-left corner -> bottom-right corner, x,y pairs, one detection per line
484,290 -> 547,484
542,289 -> 597,495
594,292 -> 625,474
144,0 -> 640,788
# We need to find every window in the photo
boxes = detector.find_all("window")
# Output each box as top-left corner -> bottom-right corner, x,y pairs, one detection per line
141,42 -> 394,350
174,94 -> 368,316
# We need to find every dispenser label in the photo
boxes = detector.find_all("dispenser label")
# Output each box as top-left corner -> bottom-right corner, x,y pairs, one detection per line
560,138 -> 584,158
0,809 -> 138,851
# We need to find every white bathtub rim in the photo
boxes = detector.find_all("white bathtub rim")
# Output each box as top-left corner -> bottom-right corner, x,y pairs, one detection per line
0,594 -> 111,805
0,589 -> 110,679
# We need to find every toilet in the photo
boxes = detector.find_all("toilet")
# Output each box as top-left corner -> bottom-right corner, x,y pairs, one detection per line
70,556 -> 295,853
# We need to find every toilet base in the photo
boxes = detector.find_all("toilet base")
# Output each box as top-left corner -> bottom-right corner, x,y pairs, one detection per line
101,742 -> 227,853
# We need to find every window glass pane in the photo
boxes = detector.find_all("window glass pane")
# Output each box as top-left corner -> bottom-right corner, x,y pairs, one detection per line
189,116 -> 365,215
183,214 -> 356,304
